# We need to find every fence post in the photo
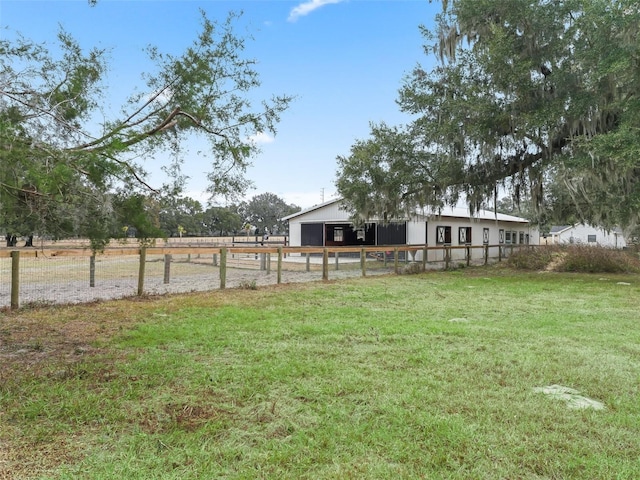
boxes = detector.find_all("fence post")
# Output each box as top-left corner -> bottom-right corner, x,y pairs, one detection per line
164,254 -> 171,284
322,248 -> 329,281
394,247 -> 399,274
466,246 -> 471,266
361,248 -> 366,277
423,246 -> 428,271
484,245 -> 489,265
89,255 -> 96,288
277,247 -> 283,284
137,247 -> 146,296
260,253 -> 266,271
306,252 -> 311,272
335,251 -> 339,270
10,251 -> 19,310
445,247 -> 450,270
499,245 -> 502,262
213,253 -> 218,266
267,253 -> 271,274
220,247 -> 227,290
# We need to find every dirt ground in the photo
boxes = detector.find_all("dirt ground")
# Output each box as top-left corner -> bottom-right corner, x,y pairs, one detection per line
0,253 -> 395,307
0,298 -> 151,479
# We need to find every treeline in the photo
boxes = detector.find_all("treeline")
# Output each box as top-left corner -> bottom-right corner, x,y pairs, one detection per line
3,192 -> 299,247
156,192 -> 299,238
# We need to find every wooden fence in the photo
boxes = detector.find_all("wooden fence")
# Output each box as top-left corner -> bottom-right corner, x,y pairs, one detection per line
0,243 -> 527,310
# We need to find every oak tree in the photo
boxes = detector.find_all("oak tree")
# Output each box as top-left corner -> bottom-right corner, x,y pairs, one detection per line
337,0 -> 640,230
202,205 -> 244,236
239,192 -> 299,235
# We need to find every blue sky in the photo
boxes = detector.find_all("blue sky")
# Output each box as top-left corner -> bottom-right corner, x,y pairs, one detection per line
1,0 -> 439,209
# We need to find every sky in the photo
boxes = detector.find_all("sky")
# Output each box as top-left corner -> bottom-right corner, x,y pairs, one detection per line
1,0 -> 440,209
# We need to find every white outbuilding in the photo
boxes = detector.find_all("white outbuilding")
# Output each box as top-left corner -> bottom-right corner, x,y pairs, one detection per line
282,198 -> 539,262
545,224 -> 626,248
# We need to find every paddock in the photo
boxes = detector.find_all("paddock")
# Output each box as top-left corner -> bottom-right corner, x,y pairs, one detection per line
0,242 -> 528,309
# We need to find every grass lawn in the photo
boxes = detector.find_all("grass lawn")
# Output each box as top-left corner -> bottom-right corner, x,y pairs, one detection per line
1,267 -> 639,479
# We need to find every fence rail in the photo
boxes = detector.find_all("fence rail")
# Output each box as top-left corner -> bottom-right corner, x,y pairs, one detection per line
0,243 -> 529,310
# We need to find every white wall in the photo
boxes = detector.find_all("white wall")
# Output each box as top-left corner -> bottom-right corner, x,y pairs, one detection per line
288,222 -> 302,249
292,202 -> 349,222
407,218 -> 426,245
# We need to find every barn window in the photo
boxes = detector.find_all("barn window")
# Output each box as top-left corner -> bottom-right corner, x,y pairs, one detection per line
499,229 -> 504,244
334,227 -> 344,242
436,226 -> 451,245
458,227 -> 471,245
483,228 -> 489,245
519,231 -> 525,244
505,231 -> 512,244
588,234 -> 597,243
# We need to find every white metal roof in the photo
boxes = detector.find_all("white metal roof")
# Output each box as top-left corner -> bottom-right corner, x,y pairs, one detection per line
282,198 -> 530,224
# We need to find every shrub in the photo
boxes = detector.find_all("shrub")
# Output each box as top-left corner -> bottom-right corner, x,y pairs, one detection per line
400,262 -> 423,275
557,245 -> 640,274
238,279 -> 258,290
507,245 -> 640,273
507,246 -> 558,271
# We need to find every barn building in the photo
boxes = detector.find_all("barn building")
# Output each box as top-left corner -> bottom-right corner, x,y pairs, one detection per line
283,198 -> 539,262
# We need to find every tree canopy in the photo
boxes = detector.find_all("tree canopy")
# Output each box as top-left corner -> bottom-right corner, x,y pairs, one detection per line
336,0 -> 640,231
0,11 -> 292,248
238,192 -> 299,235
158,196 -> 206,238
201,205 -> 244,237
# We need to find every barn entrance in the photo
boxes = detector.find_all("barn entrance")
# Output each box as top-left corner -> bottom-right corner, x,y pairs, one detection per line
300,221 -> 407,250
325,223 -> 375,247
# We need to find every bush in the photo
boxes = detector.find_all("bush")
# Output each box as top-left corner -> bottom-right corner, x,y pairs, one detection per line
507,245 -> 640,273
507,246 -> 558,271
400,262 -> 424,275
557,245 -> 640,273
238,279 -> 258,290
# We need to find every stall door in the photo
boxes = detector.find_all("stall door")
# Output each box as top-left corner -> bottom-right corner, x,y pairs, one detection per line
301,223 -> 324,246
376,222 -> 407,245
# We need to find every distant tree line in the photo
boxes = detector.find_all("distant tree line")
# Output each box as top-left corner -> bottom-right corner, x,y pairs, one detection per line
157,191 -> 299,238
3,192 -> 299,246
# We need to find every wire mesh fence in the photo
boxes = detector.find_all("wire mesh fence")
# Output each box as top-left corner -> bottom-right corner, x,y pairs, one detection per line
0,256 -> 10,304
0,243 -> 524,309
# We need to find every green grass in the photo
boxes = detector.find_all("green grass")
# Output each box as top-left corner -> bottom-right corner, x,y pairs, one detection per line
2,269 -> 640,479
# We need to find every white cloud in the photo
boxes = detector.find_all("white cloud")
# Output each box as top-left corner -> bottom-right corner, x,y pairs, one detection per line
288,0 -> 345,22
248,132 -> 275,145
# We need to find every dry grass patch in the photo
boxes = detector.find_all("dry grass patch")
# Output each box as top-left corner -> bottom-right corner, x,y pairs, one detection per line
507,244 -> 640,273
